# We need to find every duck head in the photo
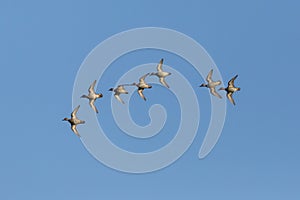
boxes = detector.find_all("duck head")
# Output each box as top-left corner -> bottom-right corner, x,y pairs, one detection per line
62,117 -> 69,121
199,83 -> 207,87
108,88 -> 114,91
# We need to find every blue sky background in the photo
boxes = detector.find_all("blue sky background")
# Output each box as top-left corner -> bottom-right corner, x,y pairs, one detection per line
1,0 -> 299,199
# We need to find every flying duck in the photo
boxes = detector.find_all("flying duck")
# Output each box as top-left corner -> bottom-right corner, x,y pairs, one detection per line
109,84 -> 132,104
132,73 -> 152,101
81,80 -> 103,113
62,105 -> 85,137
199,69 -> 222,99
150,58 -> 171,88
219,75 -> 240,105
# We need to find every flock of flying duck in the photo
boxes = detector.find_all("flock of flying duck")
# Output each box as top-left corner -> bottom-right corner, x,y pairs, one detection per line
63,58 -> 240,137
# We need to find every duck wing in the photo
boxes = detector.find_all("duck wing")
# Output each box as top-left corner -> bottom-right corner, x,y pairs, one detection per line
227,92 -> 236,105
157,58 -> 164,72
228,75 -> 238,87
88,80 -> 97,94
139,73 -> 150,84
206,69 -> 213,82
71,105 -> 80,118
89,99 -> 99,113
71,125 -> 81,137
121,83 -> 135,87
159,77 -> 170,88
114,94 -> 125,104
138,88 -> 146,101
210,87 -> 222,99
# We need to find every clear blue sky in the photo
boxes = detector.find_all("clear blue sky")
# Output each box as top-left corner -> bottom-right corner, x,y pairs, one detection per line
1,0 -> 299,199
